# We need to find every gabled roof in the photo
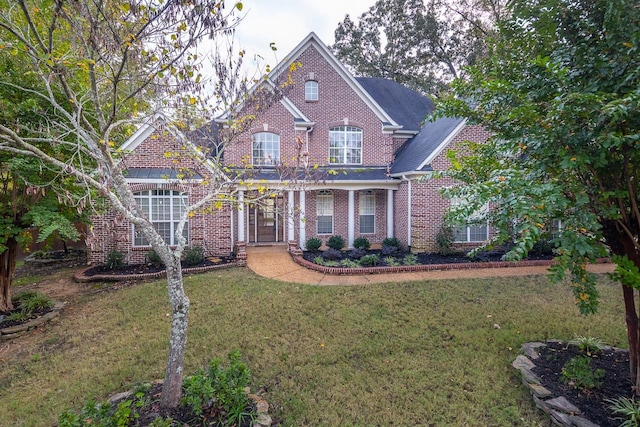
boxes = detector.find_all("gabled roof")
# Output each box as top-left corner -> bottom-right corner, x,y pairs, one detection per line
390,117 -> 466,176
356,77 -> 434,132
268,32 -> 401,131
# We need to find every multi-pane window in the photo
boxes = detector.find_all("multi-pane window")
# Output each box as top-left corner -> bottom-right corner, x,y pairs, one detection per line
252,132 -> 280,166
329,126 -> 362,164
316,190 -> 334,235
133,190 -> 188,246
359,190 -> 375,234
305,80 -> 318,101
451,198 -> 488,243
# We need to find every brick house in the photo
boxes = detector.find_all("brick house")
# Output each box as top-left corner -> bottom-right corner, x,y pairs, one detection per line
86,32 -> 491,265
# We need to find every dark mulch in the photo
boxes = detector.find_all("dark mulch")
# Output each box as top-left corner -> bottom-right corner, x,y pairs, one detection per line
532,341 -> 633,427
0,306 -> 54,328
82,256 -> 235,277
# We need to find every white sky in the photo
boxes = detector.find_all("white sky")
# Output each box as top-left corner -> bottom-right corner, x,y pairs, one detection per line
233,0 -> 374,70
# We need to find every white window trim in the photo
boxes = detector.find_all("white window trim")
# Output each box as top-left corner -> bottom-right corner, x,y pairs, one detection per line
132,190 -> 188,247
316,190 -> 334,235
305,80 -> 318,101
252,132 -> 280,166
359,190 -> 375,234
329,126 -> 362,165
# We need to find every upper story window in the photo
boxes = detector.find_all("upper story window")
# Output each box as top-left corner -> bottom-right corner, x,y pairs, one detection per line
252,132 -> 280,166
305,80 -> 318,101
329,126 -> 362,165
133,190 -> 188,246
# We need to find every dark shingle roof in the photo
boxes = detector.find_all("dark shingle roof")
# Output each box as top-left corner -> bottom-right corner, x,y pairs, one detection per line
356,77 -> 434,131
229,166 -> 392,182
125,168 -> 202,180
390,117 -> 465,175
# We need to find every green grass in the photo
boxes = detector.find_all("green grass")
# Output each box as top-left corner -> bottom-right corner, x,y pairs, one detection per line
0,268 -> 626,426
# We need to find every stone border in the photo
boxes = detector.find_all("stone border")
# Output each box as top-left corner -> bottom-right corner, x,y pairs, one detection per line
0,301 -> 65,340
73,260 -> 241,283
107,381 -> 272,426
293,255 -> 610,276
513,341 -> 617,427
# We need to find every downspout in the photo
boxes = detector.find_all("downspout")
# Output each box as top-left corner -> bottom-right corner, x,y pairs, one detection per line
402,175 -> 412,248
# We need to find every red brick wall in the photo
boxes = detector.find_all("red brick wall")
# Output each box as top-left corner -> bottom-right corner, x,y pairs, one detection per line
410,124 -> 492,252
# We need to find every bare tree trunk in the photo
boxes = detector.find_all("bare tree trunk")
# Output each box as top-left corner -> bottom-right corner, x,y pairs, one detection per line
159,258 -> 190,408
617,232 -> 640,395
0,237 -> 18,312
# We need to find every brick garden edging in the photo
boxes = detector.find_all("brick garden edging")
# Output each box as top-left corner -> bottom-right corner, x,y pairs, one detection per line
292,255 -> 610,276
73,260 -> 242,283
513,341 -> 620,427
0,301 -> 65,340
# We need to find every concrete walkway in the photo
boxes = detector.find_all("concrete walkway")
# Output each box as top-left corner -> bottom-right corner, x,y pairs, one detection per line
245,245 -> 615,286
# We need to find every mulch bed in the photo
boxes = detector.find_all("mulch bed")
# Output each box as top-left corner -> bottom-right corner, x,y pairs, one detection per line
532,341 -> 633,427
81,256 -> 235,277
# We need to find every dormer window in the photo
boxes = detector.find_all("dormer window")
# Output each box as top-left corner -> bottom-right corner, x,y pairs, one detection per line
305,80 -> 318,101
252,132 -> 280,166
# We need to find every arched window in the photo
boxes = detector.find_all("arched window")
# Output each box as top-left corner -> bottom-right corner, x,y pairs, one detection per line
329,126 -> 362,164
305,80 -> 318,101
252,132 -> 280,166
133,190 -> 188,246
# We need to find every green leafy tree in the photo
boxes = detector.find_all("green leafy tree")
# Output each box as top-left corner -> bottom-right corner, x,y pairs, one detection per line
332,0 -> 506,95
0,54 -> 85,312
438,0 -> 640,392
0,0 -> 290,409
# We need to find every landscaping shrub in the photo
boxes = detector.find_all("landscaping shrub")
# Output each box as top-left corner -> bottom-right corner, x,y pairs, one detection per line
607,397 -> 640,427
435,225 -> 456,255
561,355 -> 605,390
105,250 -> 125,270
326,235 -> 345,250
306,237 -> 322,252
340,259 -> 361,268
145,250 -> 164,267
383,256 -> 400,266
381,244 -> 398,256
349,248 -> 367,259
403,253 -> 418,266
322,248 -> 342,261
183,246 -> 205,266
359,254 -> 380,266
12,291 -> 54,314
382,237 -> 400,249
353,237 -> 370,250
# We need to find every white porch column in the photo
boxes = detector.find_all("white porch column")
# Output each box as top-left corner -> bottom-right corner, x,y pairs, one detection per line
387,189 -> 394,238
287,190 -> 295,242
347,190 -> 355,248
298,189 -> 306,249
237,190 -> 245,242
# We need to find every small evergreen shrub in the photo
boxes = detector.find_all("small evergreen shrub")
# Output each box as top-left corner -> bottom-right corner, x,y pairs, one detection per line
322,248 -> 342,261
146,250 -> 164,267
561,355 -> 605,390
435,225 -> 456,255
183,246 -> 205,266
353,237 -> 370,250
105,250 -> 125,270
382,237 -> 401,248
306,237 -> 322,252
326,235 -> 345,250
359,254 -> 380,266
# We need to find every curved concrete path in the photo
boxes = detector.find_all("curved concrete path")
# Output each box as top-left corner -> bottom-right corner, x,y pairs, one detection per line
245,245 -> 615,286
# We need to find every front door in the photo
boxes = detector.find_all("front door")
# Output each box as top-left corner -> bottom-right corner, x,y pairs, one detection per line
248,196 -> 285,243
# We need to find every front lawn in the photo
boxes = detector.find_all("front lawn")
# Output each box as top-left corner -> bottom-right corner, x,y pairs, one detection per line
0,268 -> 626,426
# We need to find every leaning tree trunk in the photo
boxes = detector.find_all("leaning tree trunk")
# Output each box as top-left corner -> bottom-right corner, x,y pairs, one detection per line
0,237 -> 18,312
159,257 -> 190,408
617,233 -> 640,395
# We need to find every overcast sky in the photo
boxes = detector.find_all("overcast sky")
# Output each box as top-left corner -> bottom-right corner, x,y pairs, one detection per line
233,0 -> 374,69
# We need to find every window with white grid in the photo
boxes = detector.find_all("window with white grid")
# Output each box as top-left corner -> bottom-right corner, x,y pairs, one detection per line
450,198 -> 488,243
316,190 -> 334,235
329,126 -> 362,164
252,132 -> 280,166
359,191 -> 375,234
133,190 -> 188,246
305,80 -> 318,101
